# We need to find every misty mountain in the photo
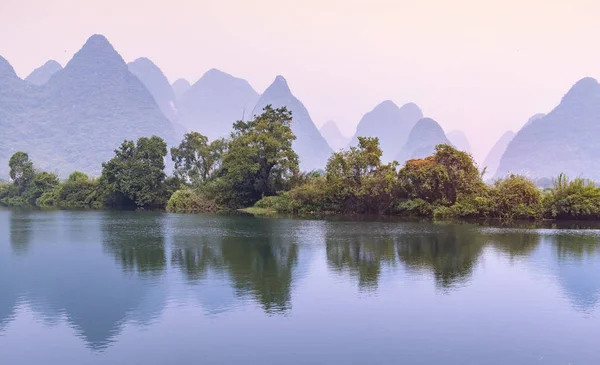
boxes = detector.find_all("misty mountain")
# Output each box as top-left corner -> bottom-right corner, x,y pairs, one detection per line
128,57 -> 177,122
172,78 -> 191,99
252,75 -> 332,171
25,60 -> 62,85
348,101 -> 423,162
396,117 -> 452,166
320,120 -> 349,151
0,34 -> 176,178
496,77 -> 600,180
447,130 -> 471,154
177,68 -> 259,140
482,131 -> 515,180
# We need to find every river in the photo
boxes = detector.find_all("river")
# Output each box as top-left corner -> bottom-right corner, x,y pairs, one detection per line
0,209 -> 599,364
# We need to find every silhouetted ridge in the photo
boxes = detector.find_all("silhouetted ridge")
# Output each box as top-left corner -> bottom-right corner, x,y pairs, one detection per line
25,60 -> 62,85
172,78 -> 191,99
0,56 -> 18,80
396,117 -> 452,165
349,100 -> 423,162
482,131 -> 515,180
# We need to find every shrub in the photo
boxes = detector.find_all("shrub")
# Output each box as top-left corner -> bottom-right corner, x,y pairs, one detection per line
543,174 -> 600,220
166,189 -> 219,213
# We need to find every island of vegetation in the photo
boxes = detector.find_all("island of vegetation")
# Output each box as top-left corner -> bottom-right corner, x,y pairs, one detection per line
1,105 -> 600,221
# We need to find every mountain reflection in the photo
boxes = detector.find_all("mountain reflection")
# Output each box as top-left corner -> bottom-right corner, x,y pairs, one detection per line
0,210 -> 167,350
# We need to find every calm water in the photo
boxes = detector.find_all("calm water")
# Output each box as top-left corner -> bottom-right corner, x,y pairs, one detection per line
0,209 -> 599,365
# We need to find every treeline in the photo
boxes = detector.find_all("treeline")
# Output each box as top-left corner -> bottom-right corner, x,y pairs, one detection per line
2,105 -> 600,220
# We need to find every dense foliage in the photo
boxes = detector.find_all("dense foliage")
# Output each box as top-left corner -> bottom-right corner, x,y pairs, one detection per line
3,105 -> 600,221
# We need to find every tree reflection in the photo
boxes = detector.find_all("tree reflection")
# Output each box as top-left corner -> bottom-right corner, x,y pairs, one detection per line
220,219 -> 298,314
397,226 -> 484,289
171,237 -> 224,282
10,211 -> 32,255
326,235 -> 396,291
102,213 -> 167,277
488,231 -> 541,259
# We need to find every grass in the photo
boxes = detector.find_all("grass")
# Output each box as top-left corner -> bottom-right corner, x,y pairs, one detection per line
238,206 -> 277,215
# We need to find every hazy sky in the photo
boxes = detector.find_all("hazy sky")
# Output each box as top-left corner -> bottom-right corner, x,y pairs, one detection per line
2,0 -> 600,162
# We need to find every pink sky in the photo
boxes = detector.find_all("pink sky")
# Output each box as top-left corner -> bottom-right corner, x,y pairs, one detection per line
1,0 -> 600,162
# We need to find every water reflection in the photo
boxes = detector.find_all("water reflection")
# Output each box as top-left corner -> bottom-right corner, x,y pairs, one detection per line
397,226 -> 485,289
102,212 -> 167,277
0,210 -> 599,358
0,210 -> 167,350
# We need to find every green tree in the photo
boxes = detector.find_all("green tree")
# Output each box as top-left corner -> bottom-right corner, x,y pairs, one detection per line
216,105 -> 299,208
100,136 -> 168,208
9,152 -> 35,193
171,132 -> 226,186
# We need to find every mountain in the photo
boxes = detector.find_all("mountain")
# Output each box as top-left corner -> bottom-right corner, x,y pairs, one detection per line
348,101 -> 423,162
128,57 -> 177,122
172,78 -> 191,99
251,75 -> 332,171
496,77 -> 600,180
25,60 -> 62,85
446,130 -> 472,154
319,120 -> 349,151
396,117 -> 452,165
482,131 -> 515,180
0,34 -> 176,178
177,68 -> 259,140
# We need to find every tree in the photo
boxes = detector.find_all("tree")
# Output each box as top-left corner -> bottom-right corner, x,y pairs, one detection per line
9,152 -> 35,193
101,136 -> 168,208
216,105 -> 299,207
171,132 -> 226,186
398,144 -> 483,206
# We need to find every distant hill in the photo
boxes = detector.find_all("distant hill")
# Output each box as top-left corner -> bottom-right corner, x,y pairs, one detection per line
177,68 -> 258,140
482,131 -> 515,180
496,77 -> 600,180
320,120 -> 349,151
447,130 -> 472,154
348,101 -> 422,162
172,78 -> 191,100
128,57 -> 186,137
251,75 -> 332,171
128,57 -> 177,122
25,60 -> 62,85
0,34 -> 176,178
396,117 -> 452,166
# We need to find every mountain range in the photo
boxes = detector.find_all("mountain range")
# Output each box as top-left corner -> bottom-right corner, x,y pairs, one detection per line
348,101 -> 423,162
496,77 -> 600,180
0,34 -> 176,177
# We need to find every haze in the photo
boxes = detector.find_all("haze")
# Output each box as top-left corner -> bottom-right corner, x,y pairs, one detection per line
1,0 -> 599,162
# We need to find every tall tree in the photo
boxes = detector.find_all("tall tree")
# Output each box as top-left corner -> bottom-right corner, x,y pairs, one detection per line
8,152 -> 35,193
101,136 -> 168,208
170,132 -> 226,186
217,105 -> 299,207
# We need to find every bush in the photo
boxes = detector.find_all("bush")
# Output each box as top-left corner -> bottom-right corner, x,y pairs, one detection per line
543,174 -> 600,220
166,189 -> 219,213
488,175 -> 543,220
